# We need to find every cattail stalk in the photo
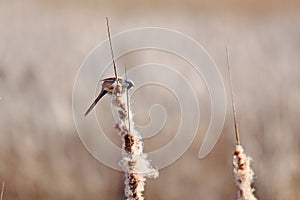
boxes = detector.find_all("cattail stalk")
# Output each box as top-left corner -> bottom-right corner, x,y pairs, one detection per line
112,80 -> 158,200
226,47 -> 257,200
104,18 -> 157,199
0,181 -> 5,200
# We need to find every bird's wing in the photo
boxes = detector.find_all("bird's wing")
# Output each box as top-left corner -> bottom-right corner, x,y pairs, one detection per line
101,77 -> 116,82
101,77 -> 123,83
84,89 -> 108,116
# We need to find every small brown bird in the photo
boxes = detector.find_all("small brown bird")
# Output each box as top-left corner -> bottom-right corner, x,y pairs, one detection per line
84,77 -> 134,116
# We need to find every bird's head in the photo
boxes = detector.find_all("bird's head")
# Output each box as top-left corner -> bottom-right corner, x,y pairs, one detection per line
125,80 -> 134,90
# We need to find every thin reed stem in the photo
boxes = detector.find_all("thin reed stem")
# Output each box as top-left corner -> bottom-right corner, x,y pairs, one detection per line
226,46 -> 240,145
106,17 -> 118,79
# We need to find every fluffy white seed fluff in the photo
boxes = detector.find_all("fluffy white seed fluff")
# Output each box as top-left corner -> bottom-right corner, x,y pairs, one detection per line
233,145 -> 257,200
111,80 -> 158,200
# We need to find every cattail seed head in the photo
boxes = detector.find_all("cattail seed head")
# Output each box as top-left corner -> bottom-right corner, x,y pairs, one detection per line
233,145 -> 257,200
112,79 -> 158,200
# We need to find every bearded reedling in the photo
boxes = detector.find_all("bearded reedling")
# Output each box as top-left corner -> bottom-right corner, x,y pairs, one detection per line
84,77 -> 134,116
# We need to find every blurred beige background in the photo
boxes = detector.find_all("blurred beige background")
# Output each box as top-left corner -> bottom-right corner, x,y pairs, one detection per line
1,0 -> 300,199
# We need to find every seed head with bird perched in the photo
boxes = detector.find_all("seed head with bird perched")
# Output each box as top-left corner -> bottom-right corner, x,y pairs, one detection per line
84,17 -> 134,116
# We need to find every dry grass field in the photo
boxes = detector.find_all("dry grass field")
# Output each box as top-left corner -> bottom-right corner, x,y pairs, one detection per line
0,0 -> 300,199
